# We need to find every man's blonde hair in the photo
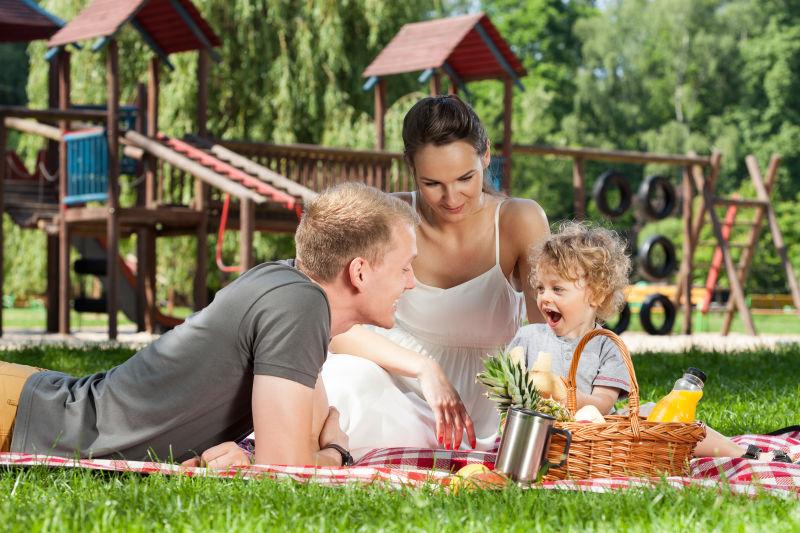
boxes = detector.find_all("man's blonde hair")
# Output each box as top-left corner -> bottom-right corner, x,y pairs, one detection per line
295,182 -> 419,282
529,221 -> 631,322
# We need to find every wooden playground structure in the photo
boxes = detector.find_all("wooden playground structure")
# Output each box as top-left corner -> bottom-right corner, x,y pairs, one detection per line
1,3 -> 797,339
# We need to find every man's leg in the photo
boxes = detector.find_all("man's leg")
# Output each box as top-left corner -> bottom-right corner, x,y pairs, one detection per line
0,362 -> 44,452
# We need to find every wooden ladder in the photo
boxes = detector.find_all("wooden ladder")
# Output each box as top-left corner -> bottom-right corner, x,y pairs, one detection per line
674,154 -> 800,335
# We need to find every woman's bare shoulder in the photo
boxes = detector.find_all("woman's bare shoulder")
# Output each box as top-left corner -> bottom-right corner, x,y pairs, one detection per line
500,197 -> 549,239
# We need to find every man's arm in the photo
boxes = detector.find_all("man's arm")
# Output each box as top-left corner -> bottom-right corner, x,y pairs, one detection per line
252,375 -> 345,466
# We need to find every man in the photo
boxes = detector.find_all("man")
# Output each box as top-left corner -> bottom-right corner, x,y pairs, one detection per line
1,182 -> 418,467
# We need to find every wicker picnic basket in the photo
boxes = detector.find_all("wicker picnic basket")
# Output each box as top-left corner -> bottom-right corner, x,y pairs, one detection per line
542,328 -> 706,481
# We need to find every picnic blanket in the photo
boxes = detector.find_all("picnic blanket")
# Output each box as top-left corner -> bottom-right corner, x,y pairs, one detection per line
1,428 -> 798,496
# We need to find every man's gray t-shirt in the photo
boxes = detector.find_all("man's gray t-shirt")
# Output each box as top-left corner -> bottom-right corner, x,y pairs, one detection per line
11,260 -> 330,462
508,324 -> 630,396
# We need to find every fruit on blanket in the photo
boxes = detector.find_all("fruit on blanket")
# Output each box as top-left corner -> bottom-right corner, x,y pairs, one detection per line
476,347 -> 573,427
528,351 -> 568,401
574,404 -> 606,423
449,464 -> 507,493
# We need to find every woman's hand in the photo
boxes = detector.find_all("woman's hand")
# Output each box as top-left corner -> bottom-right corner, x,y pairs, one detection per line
318,406 -> 349,450
418,359 -> 476,450
181,441 -> 252,468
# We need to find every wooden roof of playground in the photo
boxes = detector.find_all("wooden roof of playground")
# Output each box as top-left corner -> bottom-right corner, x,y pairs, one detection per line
0,0 -> 63,42
362,13 -> 526,83
47,0 -> 220,55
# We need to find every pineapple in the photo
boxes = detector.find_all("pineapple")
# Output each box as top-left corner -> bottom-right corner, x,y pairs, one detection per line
477,347 -> 573,430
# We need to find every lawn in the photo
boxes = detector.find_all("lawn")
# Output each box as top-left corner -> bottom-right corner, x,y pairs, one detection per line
0,344 -> 799,531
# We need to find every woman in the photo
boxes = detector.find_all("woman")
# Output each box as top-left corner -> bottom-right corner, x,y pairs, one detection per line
321,95 -> 550,459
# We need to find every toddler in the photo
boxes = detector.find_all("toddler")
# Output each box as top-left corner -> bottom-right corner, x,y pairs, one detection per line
508,221 -> 797,462
508,221 -> 630,415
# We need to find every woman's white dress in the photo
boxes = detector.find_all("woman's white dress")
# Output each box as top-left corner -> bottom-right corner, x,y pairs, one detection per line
321,196 -> 525,459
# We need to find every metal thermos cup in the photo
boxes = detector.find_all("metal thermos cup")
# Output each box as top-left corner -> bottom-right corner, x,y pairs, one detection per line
494,407 -> 572,485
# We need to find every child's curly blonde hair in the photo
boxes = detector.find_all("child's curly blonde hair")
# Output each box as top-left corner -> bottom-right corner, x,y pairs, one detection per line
528,221 -> 631,323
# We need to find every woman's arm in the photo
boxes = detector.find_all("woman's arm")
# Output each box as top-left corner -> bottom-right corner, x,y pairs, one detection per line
501,199 -> 550,323
330,325 -> 476,450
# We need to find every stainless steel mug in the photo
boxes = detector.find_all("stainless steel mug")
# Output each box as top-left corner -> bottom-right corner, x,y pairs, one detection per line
494,407 -> 572,485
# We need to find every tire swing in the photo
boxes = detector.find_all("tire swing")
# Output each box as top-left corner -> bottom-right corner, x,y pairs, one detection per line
637,235 -> 677,280
604,301 -> 631,334
592,170 -> 632,218
636,175 -> 677,220
639,293 -> 676,335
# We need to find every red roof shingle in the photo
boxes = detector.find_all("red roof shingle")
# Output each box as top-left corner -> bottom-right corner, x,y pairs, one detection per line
47,0 -> 220,53
363,13 -> 525,82
0,0 -> 62,42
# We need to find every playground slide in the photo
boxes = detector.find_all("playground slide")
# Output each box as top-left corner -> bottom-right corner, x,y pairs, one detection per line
72,237 -> 183,331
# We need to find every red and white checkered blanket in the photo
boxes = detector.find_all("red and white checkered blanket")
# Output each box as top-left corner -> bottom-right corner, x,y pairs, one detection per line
1,429 -> 797,496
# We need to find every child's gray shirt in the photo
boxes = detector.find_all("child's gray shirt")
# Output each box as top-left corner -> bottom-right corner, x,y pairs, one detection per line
508,324 -> 630,396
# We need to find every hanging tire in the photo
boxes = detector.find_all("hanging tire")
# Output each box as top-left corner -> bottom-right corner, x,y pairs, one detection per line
592,170 -> 632,218
637,235 -> 677,280
639,293 -> 676,335
604,301 -> 631,334
636,175 -> 677,220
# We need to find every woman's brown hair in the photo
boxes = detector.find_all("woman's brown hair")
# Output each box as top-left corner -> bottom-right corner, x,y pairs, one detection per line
402,95 -> 496,192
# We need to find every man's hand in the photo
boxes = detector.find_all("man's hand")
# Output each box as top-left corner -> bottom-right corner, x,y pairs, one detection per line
318,406 -> 348,449
181,441 -> 252,468
418,358 -> 476,450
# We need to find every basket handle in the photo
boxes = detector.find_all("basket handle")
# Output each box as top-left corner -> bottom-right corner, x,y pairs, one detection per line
565,329 -> 641,438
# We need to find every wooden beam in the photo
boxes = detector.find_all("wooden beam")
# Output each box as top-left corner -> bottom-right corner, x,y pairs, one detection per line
141,227 -> 156,333
474,22 -> 524,91
572,157 -> 585,220
3,117 -> 60,141
514,144 -> 712,166
501,77 -> 512,191
240,198 -> 255,271
374,79 -> 386,150
0,105 -> 106,122
168,0 -> 221,62
106,39 -> 120,340
58,49 -> 71,335
134,82 -> 147,332
47,58 -> 59,172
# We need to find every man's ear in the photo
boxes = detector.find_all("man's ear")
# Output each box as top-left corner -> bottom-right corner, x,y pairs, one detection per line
347,257 -> 370,292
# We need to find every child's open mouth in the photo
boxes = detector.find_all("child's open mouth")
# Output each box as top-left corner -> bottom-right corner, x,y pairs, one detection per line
544,309 -> 562,326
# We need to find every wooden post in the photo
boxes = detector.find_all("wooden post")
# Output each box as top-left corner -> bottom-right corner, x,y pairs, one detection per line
46,58 -> 60,173
721,156 -> 781,334
46,233 -> 59,333
146,57 -> 159,208
681,165 -> 693,334
0,118 -> 5,336
374,79 -> 386,151
197,49 -> 209,138
58,50 -> 71,335
572,157 -> 585,220
501,77 -> 513,192
194,49 -> 210,310
106,40 -> 120,340
140,229 -> 156,333
430,71 -> 441,96
448,78 -> 458,95
134,82 -> 147,331
240,198 -> 255,271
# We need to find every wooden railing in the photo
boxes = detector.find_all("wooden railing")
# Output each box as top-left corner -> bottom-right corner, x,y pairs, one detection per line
215,139 -> 414,193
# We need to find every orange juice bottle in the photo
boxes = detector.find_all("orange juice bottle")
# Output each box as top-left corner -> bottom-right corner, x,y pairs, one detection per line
647,368 -> 707,423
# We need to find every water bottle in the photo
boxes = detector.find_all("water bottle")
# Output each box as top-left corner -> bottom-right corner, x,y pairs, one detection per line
646,367 -> 707,423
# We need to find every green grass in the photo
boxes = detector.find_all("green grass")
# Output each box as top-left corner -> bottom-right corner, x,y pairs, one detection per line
619,308 -> 799,335
0,344 -> 798,531
0,307 -> 194,330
